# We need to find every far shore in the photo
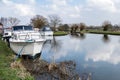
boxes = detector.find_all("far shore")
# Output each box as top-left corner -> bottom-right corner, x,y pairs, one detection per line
53,30 -> 120,36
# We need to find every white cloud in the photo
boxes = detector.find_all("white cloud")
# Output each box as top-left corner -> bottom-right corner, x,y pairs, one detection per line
87,0 -> 118,13
85,42 -> 120,65
1,0 -> 12,5
52,0 -> 67,6
44,0 -> 82,22
1,0 -> 120,25
14,4 -> 35,16
1,0 -> 35,17
28,0 -> 36,4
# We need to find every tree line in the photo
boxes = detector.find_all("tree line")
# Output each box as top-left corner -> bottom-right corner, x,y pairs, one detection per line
0,15 -> 62,32
0,15 -> 120,32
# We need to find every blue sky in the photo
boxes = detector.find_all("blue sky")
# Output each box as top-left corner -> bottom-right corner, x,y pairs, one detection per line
0,0 -> 120,26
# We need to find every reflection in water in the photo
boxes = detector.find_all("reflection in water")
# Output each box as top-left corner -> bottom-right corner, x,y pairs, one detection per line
41,34 -> 120,80
49,36 -> 62,61
80,33 -> 86,40
102,34 -> 110,43
51,36 -> 61,52
70,33 -> 86,40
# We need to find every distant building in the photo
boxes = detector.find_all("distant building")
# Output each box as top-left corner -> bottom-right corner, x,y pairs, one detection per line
0,23 -> 3,34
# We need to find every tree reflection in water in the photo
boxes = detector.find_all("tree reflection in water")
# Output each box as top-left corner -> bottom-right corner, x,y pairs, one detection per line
51,36 -> 61,53
70,33 -> 86,40
102,34 -> 110,43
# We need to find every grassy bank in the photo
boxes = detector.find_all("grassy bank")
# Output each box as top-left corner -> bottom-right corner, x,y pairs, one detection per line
0,36 -> 34,80
80,30 -> 120,35
53,31 -> 68,36
54,30 -> 120,36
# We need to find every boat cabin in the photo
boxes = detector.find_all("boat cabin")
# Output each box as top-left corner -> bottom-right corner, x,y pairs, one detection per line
41,26 -> 52,31
41,26 -> 53,36
12,25 -> 33,31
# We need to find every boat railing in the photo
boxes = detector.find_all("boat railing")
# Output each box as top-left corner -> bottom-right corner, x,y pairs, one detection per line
16,32 -> 44,40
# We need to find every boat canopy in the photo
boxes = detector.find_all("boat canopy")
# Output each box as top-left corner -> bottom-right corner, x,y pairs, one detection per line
12,26 -> 33,31
42,26 -> 52,31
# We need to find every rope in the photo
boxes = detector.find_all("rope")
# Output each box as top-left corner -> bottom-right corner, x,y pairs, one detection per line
14,44 -> 26,61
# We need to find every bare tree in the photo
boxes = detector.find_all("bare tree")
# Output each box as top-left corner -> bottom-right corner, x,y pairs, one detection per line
49,15 -> 62,31
31,15 -> 48,29
0,17 -> 20,27
8,17 -> 20,26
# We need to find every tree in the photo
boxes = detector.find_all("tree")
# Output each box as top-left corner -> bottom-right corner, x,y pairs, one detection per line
0,17 -> 20,27
102,21 -> 112,31
58,24 -> 69,31
79,23 -> 86,31
49,15 -> 61,31
70,24 -> 78,33
8,17 -> 20,26
31,15 -> 48,28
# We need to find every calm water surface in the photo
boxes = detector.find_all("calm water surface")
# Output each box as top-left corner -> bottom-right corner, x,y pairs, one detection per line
41,34 -> 120,80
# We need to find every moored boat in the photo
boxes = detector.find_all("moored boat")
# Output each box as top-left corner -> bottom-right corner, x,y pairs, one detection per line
41,26 -> 53,40
10,25 -> 46,56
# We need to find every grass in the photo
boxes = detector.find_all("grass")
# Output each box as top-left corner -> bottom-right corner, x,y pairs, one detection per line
53,31 -> 68,36
80,30 -> 120,35
0,36 -> 34,80
53,30 -> 120,36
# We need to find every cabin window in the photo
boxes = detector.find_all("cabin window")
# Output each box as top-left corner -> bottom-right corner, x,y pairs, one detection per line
24,26 -> 33,30
13,26 -> 33,31
42,27 -> 51,31
13,26 -> 23,31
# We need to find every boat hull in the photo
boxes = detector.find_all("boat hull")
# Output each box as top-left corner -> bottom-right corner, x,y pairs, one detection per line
10,41 -> 44,56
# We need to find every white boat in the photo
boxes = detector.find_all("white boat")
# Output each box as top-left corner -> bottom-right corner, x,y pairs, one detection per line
2,28 -> 12,41
10,25 -> 46,57
41,26 -> 53,40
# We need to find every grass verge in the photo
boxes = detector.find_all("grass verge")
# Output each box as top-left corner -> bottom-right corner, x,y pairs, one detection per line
53,31 -> 68,36
0,36 -> 34,80
80,30 -> 120,35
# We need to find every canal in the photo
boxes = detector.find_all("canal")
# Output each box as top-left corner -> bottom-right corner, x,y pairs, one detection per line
41,34 -> 120,80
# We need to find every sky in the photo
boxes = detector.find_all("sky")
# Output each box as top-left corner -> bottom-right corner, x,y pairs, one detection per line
0,0 -> 120,26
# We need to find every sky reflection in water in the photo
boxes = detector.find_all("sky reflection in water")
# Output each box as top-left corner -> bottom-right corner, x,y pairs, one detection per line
41,34 -> 120,80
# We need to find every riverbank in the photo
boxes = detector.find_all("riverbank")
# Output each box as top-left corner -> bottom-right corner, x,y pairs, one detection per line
0,36 -> 34,80
54,30 -> 120,36
53,31 -> 68,36
86,30 -> 120,35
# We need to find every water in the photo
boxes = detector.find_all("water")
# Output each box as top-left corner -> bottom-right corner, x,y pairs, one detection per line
41,34 -> 120,80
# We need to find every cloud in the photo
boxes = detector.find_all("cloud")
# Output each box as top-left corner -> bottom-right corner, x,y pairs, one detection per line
28,0 -> 36,4
14,4 -> 35,16
51,0 -> 67,6
1,0 -> 120,25
1,0 -> 35,17
43,0 -> 82,22
85,41 -> 120,65
86,0 -> 118,13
